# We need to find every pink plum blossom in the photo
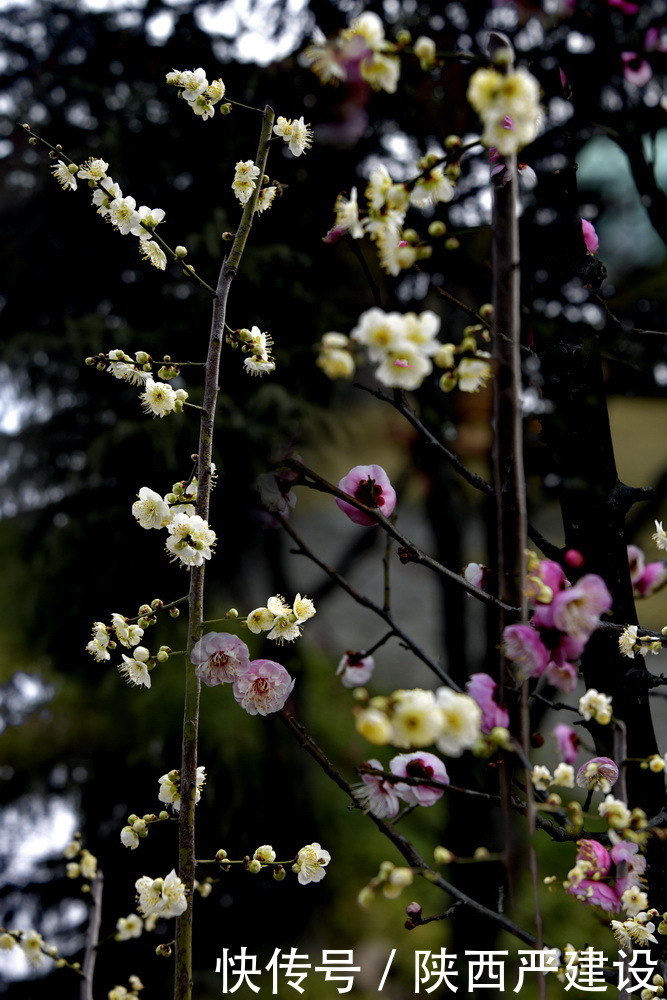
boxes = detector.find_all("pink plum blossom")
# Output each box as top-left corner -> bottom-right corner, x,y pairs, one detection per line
355,759 -> 400,818
466,673 -> 509,733
336,464 -> 396,526
503,623 -> 549,678
566,838 -> 645,912
337,651 -> 375,688
549,574 -> 612,640
389,751 -> 449,807
581,220 -> 599,254
621,52 -> 652,87
576,756 -> 619,793
190,632 -> 251,687
553,724 -> 579,764
545,660 -> 578,693
634,561 -> 667,597
232,659 -> 295,715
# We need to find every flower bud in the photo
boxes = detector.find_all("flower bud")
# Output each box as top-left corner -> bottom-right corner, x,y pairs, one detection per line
68,163 -> 79,174
135,351 -> 150,365
29,136 -> 38,146
216,849 -> 228,861
159,811 -> 169,820
175,245 -> 188,257
156,944 -> 173,957
156,650 -> 169,663
273,865 -> 286,881
226,608 -> 239,618
396,28 -> 411,44
357,885 -> 375,907
222,231 -> 234,240
428,220 -> 447,238
473,846 -> 490,860
169,607 -> 180,618
247,859 -> 262,873
219,103 -> 232,115
165,493 -> 179,504
402,228 -> 419,244
85,356 -> 96,365
445,237 -> 460,250
434,846 -> 454,865
138,604 -> 151,616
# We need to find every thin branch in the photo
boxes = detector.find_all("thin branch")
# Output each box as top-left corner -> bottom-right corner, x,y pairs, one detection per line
280,711 -> 541,948
80,871 -> 104,1000
283,460 -> 517,613
278,514 -> 459,688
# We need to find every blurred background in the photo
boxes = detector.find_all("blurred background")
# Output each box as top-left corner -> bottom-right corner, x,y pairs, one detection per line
1,0 -> 667,995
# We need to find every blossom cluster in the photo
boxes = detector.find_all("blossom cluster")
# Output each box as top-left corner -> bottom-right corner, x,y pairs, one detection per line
325,154 -> 457,278
318,309 -> 493,394
273,116 -> 313,157
302,11 -> 400,93
0,928 -> 58,966
564,839 -> 646,913
158,765 -> 207,813
190,632 -> 295,716
166,67 -> 227,120
354,686 -> 482,756
245,593 -> 316,643
234,325 -> 276,376
467,65 -> 542,156
131,484 -> 216,568
503,552 -> 613,693
63,836 -> 98,882
51,156 -> 168,270
135,869 -> 187,919
355,751 -> 449,819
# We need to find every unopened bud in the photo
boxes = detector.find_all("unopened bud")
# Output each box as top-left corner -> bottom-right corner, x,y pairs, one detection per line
169,607 -> 180,618
156,649 -> 169,662
135,351 -> 150,365
216,849 -> 228,861
402,228 -> 419,244
226,608 -> 239,618
445,237 -> 460,250
219,103 -> 232,115
428,220 -> 447,238
85,356 -> 95,365
396,28 -> 411,44
434,846 -> 454,864
247,859 -> 262,873
138,604 -> 151,615
273,865 -> 286,881
357,885 -> 375,907
156,943 -> 173,957
175,245 -> 188,257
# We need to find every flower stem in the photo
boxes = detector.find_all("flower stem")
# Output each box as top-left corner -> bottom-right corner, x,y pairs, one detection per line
173,104 -> 275,1000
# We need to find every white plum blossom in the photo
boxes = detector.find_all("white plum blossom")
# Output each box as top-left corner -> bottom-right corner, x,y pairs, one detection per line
390,688 -> 441,748
111,612 -> 144,647
132,487 -> 172,529
119,648 -> 151,688
135,869 -> 187,919
273,116 -> 313,156
467,66 -> 542,156
108,195 -> 140,235
652,520 -> 667,551
245,593 -> 315,643
131,206 -> 165,239
293,843 -> 331,884
531,765 -> 552,791
121,827 -> 140,849
165,513 -> 217,567
51,160 -> 77,191
115,914 -> 143,940
140,379 -> 177,418
158,766 -> 206,811
19,930 -> 44,965
92,178 -> 122,217
598,794 -> 632,830
232,160 -> 261,205
138,240 -> 167,270
552,763 -> 575,788
579,689 -> 613,725
435,688 -> 482,757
